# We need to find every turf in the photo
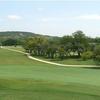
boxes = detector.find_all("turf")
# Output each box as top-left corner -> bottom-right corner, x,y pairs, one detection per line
0,48 -> 100,100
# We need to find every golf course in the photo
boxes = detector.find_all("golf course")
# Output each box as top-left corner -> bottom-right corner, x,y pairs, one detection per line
0,1 -> 100,100
0,47 -> 100,100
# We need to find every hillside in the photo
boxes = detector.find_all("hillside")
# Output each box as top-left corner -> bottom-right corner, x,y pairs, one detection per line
0,31 -> 60,41
0,31 -> 41,40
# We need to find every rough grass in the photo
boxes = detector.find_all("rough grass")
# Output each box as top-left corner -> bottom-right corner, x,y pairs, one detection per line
0,48 -> 100,100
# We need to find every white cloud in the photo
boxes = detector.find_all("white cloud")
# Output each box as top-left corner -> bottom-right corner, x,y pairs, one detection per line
76,14 -> 100,20
8,15 -> 22,20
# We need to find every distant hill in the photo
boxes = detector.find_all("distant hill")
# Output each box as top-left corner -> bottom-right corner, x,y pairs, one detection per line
0,31 -> 60,39
0,31 -> 60,45
0,31 -> 41,40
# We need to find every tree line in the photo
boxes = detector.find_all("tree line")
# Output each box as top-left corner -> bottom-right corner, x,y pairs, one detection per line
23,30 -> 100,63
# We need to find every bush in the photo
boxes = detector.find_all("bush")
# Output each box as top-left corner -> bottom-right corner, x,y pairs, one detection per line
93,45 -> 100,63
81,51 -> 93,61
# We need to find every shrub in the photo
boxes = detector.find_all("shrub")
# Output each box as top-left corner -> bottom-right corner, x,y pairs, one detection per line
81,51 -> 93,61
95,55 -> 100,62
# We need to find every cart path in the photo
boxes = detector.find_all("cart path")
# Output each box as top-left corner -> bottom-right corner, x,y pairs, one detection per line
1,47 -> 100,68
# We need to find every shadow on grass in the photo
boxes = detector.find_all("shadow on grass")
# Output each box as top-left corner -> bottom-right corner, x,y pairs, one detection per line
83,67 -> 100,69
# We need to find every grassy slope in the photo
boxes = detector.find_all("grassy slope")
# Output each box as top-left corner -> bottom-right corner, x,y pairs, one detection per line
0,48 -> 100,100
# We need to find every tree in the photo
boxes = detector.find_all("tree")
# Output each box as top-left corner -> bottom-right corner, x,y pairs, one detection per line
60,35 -> 73,57
94,37 -> 100,44
72,30 -> 89,57
60,35 -> 73,45
46,40 -> 58,59
23,37 -> 37,54
23,36 -> 48,56
2,39 -> 18,46
58,46 -> 66,60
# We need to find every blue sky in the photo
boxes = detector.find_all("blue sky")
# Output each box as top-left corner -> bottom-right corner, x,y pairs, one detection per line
0,0 -> 100,37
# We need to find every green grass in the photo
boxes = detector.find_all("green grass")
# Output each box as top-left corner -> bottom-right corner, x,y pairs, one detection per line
57,59 -> 96,65
3,46 -> 25,52
0,48 -> 100,100
0,79 -> 100,100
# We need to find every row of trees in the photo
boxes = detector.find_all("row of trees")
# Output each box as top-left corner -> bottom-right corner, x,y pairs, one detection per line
23,30 -> 100,62
0,38 -> 23,46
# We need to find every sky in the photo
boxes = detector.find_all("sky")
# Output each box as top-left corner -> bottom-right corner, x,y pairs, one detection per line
0,0 -> 100,37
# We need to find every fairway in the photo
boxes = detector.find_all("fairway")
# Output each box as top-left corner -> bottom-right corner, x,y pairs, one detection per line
0,48 -> 100,100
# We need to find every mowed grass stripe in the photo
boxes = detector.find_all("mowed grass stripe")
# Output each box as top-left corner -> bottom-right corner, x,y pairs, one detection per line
0,79 -> 100,100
